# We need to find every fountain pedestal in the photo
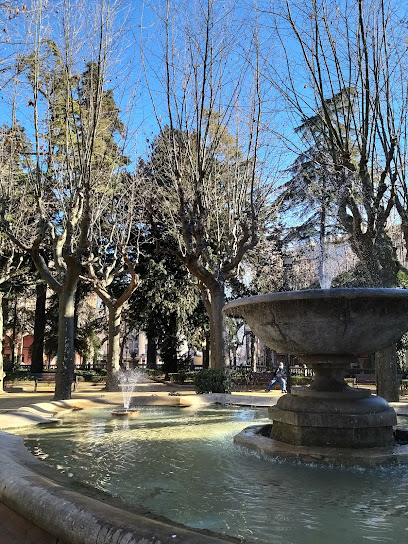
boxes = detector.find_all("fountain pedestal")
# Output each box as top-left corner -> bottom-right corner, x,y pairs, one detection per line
270,357 -> 396,448
270,389 -> 396,448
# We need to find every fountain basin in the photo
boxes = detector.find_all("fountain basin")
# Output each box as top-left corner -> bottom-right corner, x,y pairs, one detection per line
223,288 -> 408,355
223,288 -> 408,450
269,390 -> 396,447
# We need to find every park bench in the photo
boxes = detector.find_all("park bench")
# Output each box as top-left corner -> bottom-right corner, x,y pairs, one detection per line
34,373 -> 78,392
354,373 -> 376,387
230,371 -> 274,390
251,372 -> 275,388
354,373 -> 404,393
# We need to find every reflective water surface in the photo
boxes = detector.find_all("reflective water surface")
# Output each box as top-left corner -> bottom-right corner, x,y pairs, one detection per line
17,406 -> 408,543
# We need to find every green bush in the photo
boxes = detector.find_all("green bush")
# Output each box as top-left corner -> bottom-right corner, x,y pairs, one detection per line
168,372 -> 186,384
184,371 -> 197,382
146,369 -> 164,378
76,369 -> 105,381
4,369 -> 35,382
91,375 -> 106,383
194,369 -> 232,394
76,371 -> 97,382
290,375 -> 314,386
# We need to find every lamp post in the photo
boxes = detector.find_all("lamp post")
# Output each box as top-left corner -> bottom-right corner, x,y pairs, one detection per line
282,254 -> 293,392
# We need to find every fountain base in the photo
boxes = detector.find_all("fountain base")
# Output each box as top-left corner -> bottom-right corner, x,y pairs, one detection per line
234,424 -> 408,466
269,388 -> 396,448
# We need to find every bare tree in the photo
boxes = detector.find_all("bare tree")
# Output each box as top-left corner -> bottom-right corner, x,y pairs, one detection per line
82,172 -> 143,390
140,0 -> 275,369
2,0 -> 131,399
266,0 -> 408,287
264,0 -> 408,400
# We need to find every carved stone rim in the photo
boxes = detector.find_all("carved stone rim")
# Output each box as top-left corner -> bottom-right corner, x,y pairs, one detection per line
223,288 -> 408,317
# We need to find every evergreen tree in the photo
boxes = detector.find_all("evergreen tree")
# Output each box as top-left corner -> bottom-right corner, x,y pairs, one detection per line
141,122 -> 268,369
128,232 -> 201,377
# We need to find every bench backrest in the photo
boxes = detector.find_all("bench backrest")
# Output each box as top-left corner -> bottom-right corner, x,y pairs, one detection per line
34,373 -> 78,380
34,373 -> 56,380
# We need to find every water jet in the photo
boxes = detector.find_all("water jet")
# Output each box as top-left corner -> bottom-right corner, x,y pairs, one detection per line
111,369 -> 145,416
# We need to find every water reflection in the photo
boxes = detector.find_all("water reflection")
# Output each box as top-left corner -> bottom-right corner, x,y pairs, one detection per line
16,406 -> 408,544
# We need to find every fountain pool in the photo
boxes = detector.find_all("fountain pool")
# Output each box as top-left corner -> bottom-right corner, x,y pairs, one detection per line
16,405 -> 408,544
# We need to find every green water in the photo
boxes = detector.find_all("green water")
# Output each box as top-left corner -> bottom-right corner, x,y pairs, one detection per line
17,406 -> 408,543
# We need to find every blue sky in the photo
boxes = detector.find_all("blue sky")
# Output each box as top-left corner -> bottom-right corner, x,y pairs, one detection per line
2,0 -> 408,199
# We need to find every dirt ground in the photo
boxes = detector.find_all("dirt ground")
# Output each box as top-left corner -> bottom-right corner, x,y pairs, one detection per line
0,378 -> 286,414
0,379 -> 185,411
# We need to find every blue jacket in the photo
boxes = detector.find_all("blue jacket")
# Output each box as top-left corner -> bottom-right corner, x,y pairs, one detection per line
274,366 -> 286,378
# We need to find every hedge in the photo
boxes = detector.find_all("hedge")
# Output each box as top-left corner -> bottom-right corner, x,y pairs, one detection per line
194,369 -> 232,394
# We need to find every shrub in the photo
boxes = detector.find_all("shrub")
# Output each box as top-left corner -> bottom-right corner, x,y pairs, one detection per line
91,375 -> 106,383
76,371 -> 97,382
146,369 -> 164,378
290,375 -> 314,386
4,369 -> 35,382
168,372 -> 186,384
194,369 -> 232,394
184,371 -> 197,382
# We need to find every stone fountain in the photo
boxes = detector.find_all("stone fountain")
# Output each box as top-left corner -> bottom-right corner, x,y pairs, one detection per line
223,288 -> 408,463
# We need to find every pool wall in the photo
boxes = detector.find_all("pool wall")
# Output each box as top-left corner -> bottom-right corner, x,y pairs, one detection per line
0,397 -> 244,544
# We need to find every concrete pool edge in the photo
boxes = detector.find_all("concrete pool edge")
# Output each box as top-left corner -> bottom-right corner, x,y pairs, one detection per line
0,394 -> 200,430
234,424 -> 408,466
0,395 -> 261,544
0,391 -> 276,431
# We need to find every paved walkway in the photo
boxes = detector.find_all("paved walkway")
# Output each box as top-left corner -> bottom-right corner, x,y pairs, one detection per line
4,379 -> 407,431
0,379 -> 282,430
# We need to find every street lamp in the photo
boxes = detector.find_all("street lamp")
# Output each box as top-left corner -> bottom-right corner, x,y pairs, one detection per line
282,255 -> 293,291
282,254 -> 293,391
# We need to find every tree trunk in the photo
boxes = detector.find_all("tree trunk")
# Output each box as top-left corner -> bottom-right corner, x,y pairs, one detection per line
209,285 -> 229,369
17,336 -> 23,366
162,312 -> 178,378
250,332 -> 256,371
375,344 -> 399,402
105,304 -> 122,391
202,333 -> 210,369
0,293 -> 5,392
265,347 -> 274,371
146,321 -> 157,370
10,297 -> 17,371
31,281 -> 47,373
119,327 -> 129,369
54,285 -> 77,400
